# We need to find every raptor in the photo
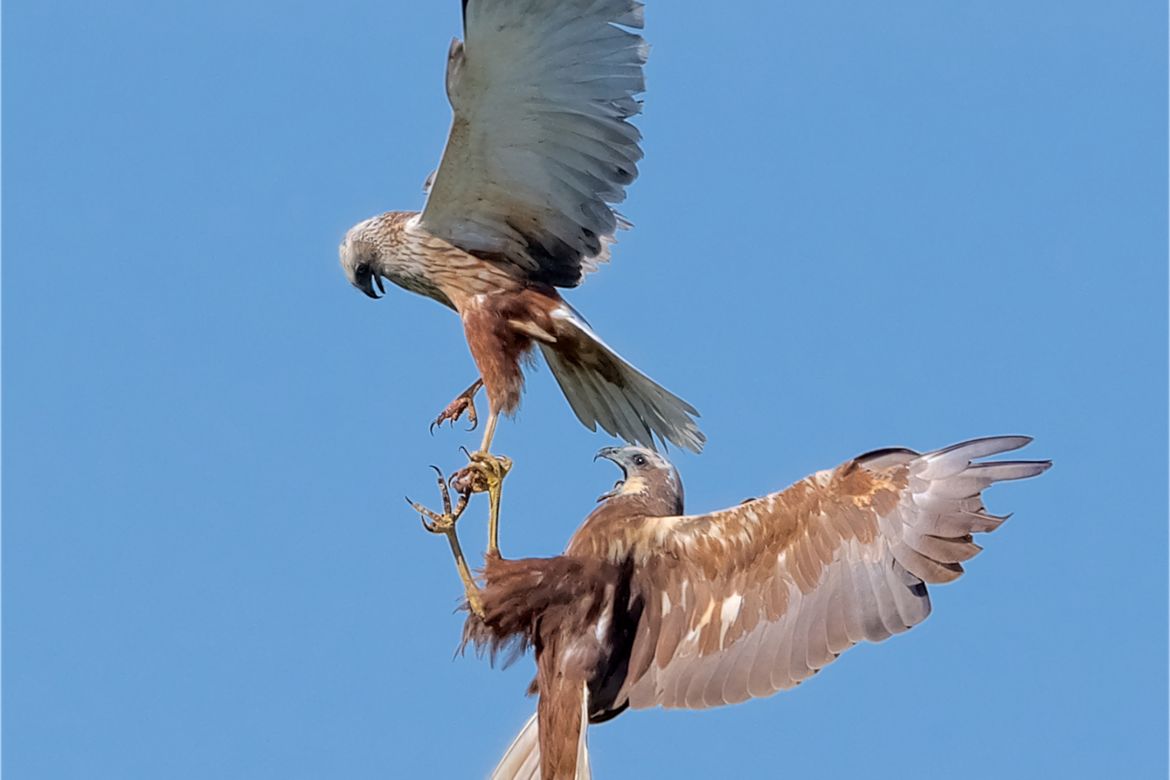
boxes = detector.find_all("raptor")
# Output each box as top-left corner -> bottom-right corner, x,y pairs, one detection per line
426,437 -> 1048,778
340,0 -> 703,525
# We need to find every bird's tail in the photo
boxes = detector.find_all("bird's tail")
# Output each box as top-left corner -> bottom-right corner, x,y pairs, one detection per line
490,710 -> 591,780
490,713 -> 541,780
539,305 -> 704,453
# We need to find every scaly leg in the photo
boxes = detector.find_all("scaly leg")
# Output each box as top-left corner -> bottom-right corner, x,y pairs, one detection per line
449,410 -> 510,556
430,378 -> 484,433
478,410 -> 499,455
407,466 -> 484,618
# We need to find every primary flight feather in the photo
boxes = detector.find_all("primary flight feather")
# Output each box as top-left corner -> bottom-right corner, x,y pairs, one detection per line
339,0 -> 702,456
462,437 -> 1049,778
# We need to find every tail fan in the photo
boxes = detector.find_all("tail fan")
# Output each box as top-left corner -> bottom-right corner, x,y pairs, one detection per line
490,713 -> 541,780
490,710 -> 590,780
540,306 -> 704,453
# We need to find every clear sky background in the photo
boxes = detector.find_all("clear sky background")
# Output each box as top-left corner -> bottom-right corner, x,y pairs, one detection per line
4,1 -> 1167,778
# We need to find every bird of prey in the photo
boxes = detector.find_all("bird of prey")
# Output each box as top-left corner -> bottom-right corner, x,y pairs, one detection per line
339,0 -> 703,514
425,437 -> 1049,779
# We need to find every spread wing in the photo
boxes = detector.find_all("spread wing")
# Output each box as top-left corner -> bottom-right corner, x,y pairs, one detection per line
419,0 -> 647,287
619,436 -> 1051,710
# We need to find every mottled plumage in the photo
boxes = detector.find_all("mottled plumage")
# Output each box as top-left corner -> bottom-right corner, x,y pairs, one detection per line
467,439 -> 1050,779
339,0 -> 702,452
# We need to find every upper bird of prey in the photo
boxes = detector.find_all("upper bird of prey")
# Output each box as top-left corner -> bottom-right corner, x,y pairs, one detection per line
438,437 -> 1049,779
339,0 -> 703,462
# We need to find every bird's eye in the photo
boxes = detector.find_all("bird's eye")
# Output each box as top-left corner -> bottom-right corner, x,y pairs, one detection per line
633,454 -> 647,467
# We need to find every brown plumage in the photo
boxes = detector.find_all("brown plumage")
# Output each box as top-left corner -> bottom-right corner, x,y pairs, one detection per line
338,1 -> 703,454
466,438 -> 1050,779
459,285 -> 561,419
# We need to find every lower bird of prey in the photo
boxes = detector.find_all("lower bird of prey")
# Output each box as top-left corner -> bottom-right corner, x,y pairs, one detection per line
418,437 -> 1048,778
339,0 -> 703,524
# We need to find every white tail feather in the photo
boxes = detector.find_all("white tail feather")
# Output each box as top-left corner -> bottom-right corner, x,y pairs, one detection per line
575,682 -> 592,780
490,713 -> 541,780
541,307 -> 705,453
490,711 -> 592,780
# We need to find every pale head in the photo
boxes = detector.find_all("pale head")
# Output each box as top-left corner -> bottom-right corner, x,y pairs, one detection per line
339,218 -> 385,299
595,445 -> 684,514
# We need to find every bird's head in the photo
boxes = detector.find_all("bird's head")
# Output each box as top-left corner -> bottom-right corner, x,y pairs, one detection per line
595,445 -> 684,513
339,221 -> 385,300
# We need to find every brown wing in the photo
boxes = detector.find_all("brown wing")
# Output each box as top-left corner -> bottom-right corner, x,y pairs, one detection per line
619,436 -> 1050,710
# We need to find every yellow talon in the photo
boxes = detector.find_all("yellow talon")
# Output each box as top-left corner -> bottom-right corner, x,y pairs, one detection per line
406,466 -> 484,618
450,451 -> 511,556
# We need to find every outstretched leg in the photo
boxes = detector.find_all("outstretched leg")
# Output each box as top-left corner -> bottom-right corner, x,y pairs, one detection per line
478,409 -> 498,455
430,378 -> 484,433
407,466 -> 484,618
450,445 -> 511,557
476,409 -> 507,555
427,377 -> 510,552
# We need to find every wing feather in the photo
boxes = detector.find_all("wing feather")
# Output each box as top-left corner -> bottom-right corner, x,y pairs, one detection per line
744,618 -> 777,699
823,566 -> 852,654
622,436 -> 1050,710
420,0 -> 647,287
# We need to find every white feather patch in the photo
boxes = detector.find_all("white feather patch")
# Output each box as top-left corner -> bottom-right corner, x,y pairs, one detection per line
719,593 -> 743,648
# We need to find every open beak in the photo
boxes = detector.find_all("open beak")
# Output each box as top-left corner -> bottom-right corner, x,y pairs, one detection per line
595,447 -> 625,501
594,446 -> 620,463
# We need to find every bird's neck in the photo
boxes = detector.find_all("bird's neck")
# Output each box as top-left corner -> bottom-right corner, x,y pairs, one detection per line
566,491 -> 681,561
365,212 -> 459,308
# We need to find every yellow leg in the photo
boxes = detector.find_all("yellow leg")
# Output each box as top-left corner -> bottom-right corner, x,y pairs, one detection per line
478,410 -> 499,454
446,410 -> 510,557
407,467 -> 484,618
451,451 -> 511,557
442,521 -> 484,618
483,455 -> 507,556
478,411 -> 506,554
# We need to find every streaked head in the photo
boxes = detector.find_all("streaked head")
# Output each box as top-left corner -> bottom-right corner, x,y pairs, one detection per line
595,445 -> 684,514
339,222 -> 385,299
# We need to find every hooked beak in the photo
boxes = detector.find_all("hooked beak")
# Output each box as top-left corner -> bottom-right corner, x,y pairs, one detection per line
595,447 -> 625,501
594,446 -> 620,464
356,272 -> 385,299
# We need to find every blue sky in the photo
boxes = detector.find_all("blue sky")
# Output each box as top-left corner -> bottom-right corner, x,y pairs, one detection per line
4,1 -> 1166,777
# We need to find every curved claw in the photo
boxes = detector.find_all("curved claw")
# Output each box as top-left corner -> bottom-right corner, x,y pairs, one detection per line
467,451 -> 513,478
405,459 -> 473,537
430,382 -> 481,435
405,496 -> 433,532
448,451 -> 512,497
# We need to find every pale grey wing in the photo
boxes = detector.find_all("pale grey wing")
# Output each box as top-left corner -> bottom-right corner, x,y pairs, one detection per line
621,436 -> 1050,710
420,0 -> 647,288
